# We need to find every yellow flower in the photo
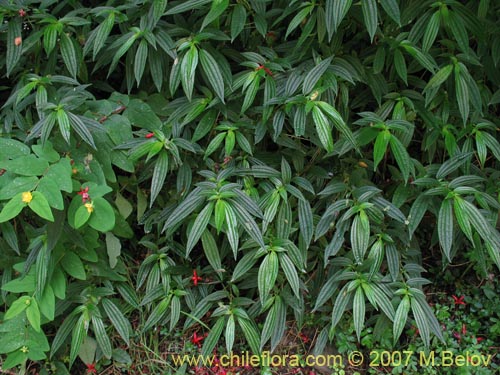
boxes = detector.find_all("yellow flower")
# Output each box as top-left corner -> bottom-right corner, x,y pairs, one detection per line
84,202 -> 94,213
22,191 -> 33,204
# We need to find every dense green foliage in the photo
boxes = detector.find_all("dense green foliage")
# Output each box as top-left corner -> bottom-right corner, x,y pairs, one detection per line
1,0 -> 500,373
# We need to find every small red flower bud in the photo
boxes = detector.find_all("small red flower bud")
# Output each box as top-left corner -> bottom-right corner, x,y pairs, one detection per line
14,36 -> 22,46
19,9 -> 26,17
145,132 -> 155,138
191,270 -> 202,286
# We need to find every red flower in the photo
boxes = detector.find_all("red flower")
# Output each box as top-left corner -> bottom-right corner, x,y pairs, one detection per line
255,64 -> 273,77
191,270 -> 202,286
19,9 -> 26,17
86,363 -> 97,374
476,336 -> 484,343
77,186 -> 90,203
452,295 -> 466,306
145,132 -> 155,138
191,332 -> 204,347
299,332 -> 310,343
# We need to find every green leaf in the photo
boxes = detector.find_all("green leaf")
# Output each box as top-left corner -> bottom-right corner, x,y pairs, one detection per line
92,316 -> 112,359
201,317 -> 225,356
448,11 -> 469,53
204,132 -> 226,159
260,299 -> 277,349
411,296 -> 430,347
362,0 -> 378,42
60,32 -> 78,78
166,0 -> 212,15
331,283 -> 352,329
225,314 -> 235,353
61,251 -> 86,280
70,314 -> 89,366
199,49 -> 225,103
92,13 -> 115,59
455,67 -> 470,125
317,101 -> 357,150
6,19 -> 22,77
302,57 -> 333,94
187,202 -> 214,257
353,287 -> 365,341
105,232 -> 121,269
134,39 -> 148,85
389,135 -> 411,183
0,193 -> 25,223
279,253 -> 300,299
393,295 -> 410,346
237,317 -> 261,355
202,0 -> 229,30
438,198 -> 453,262
423,64 -> 453,93
225,203 -> 239,258
26,298 -> 41,332
74,204 -> 91,228
4,295 -> 31,320
285,5 -> 314,39
373,130 -> 390,171
422,11 -> 440,52
351,212 -> 370,263
28,191 -> 54,222
325,0 -> 352,39
214,198 -> 227,233
181,45 -> 199,101
201,229 -> 222,273
57,108 -> 71,144
436,152 -> 472,179
453,196 -> 473,243
101,298 -> 130,345
109,32 -> 138,77
312,105 -> 334,152
2,154 -> 49,176
87,197 -> 115,232
393,49 -> 407,84
231,4 -> 247,41
258,252 -> 279,304
150,151 -> 169,207
380,0 -> 401,25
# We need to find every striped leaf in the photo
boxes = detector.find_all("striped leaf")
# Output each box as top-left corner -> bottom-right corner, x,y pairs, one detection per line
186,202 -> 214,257
201,317 -> 225,356
181,45 -> 199,101
389,135 -> 411,183
380,0 -> 401,25
258,252 -> 279,304
311,105 -> 334,152
325,0 -> 352,39
393,295 -> 410,346
199,49 -> 225,103
225,314 -> 235,353
92,316 -> 112,358
438,198 -> 453,262
362,0 -> 378,42
353,286 -> 365,341
298,199 -> 314,248
279,253 -> 300,298
231,4 -> 247,41
150,151 -> 169,207
134,39 -> 148,85
225,203 -> 239,258
302,57 -> 333,94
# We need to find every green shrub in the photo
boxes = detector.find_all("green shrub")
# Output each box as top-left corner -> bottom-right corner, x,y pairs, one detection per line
0,0 -> 499,372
